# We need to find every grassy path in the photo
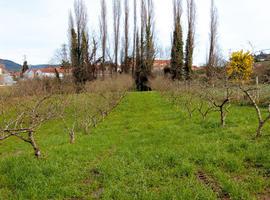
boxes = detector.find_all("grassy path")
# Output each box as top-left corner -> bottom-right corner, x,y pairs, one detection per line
0,92 -> 269,199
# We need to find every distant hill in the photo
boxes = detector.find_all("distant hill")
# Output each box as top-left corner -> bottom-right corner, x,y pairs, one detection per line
0,59 -> 58,72
0,59 -> 21,72
30,64 -> 59,69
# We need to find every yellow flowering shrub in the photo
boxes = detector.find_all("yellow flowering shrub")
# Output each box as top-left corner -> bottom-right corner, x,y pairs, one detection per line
227,50 -> 254,81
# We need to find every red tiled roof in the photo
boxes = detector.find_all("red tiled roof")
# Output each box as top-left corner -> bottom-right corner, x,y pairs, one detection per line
154,60 -> 170,66
38,67 -> 58,73
192,66 -> 200,71
36,67 -> 72,74
10,71 -> 21,77
57,67 -> 73,73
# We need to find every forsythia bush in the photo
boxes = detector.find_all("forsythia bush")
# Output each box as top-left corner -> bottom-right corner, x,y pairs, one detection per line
227,50 -> 254,81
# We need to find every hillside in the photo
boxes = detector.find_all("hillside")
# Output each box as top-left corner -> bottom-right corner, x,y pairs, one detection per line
0,59 -> 21,71
0,59 -> 58,72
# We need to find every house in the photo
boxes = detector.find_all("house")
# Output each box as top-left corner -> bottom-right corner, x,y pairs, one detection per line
152,59 -> 203,73
23,67 -> 69,79
192,66 -> 203,71
9,71 -> 22,80
0,64 -> 16,86
153,60 -> 170,72
255,51 -> 270,62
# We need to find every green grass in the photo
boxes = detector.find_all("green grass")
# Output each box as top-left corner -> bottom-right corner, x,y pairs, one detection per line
0,92 -> 269,199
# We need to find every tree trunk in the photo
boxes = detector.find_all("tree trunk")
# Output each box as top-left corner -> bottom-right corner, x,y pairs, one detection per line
70,130 -> 75,144
220,107 -> 226,127
256,121 -> 264,138
29,131 -> 41,158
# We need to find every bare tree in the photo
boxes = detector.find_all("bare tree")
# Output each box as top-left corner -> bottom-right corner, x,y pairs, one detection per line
197,100 -> 214,121
132,0 -> 137,76
113,0 -> 121,73
205,84 -> 231,127
123,0 -> 130,73
184,0 -> 196,80
241,87 -> 270,138
100,0 -> 108,79
140,0 -> 146,65
51,44 -> 70,67
206,0 -> 218,79
184,95 -> 197,118
87,38 -> 98,79
0,95 -> 61,158
60,95 -> 78,144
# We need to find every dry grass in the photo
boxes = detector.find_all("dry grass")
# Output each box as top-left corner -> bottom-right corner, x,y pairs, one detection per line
150,76 -> 270,106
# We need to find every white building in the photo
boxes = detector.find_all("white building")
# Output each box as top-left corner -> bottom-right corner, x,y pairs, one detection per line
0,65 -> 16,86
24,67 -> 65,79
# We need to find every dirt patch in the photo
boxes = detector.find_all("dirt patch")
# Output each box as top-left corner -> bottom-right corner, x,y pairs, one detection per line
257,187 -> 270,200
197,170 -> 230,200
80,147 -> 117,199
90,168 -> 103,177
92,187 -> 104,199
258,194 -> 270,200
66,197 -> 84,200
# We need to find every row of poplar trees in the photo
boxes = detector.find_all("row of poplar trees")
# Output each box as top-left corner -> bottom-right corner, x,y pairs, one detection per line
69,0 -> 216,88
68,0 -> 155,91
171,0 -> 196,81
171,0 -> 219,81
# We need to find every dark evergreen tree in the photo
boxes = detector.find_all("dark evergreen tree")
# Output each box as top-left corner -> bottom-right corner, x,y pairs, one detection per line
135,0 -> 154,91
170,0 -> 183,80
69,0 -> 92,88
21,61 -> 29,74
184,0 -> 196,80
184,29 -> 193,80
145,12 -> 155,76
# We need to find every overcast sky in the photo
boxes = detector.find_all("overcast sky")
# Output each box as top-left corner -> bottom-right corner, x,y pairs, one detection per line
0,0 -> 269,65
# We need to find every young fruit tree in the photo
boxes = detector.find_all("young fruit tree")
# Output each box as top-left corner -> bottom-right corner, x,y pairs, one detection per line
0,95 -> 61,158
240,86 -> 270,138
197,99 -> 215,121
202,82 -> 232,127
183,94 -> 197,118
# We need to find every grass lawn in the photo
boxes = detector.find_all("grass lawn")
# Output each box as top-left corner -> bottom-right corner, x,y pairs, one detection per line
0,92 -> 269,199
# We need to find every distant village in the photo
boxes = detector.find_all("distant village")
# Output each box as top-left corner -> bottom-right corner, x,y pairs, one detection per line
0,59 -> 203,87
1,50 -> 269,87
0,63 -> 68,86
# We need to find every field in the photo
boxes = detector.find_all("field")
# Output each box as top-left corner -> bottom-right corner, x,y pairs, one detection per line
0,91 -> 269,200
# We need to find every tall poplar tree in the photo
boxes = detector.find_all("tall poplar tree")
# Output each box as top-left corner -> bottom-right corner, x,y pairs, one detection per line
184,0 -> 196,80
207,0 -> 218,79
171,0 -> 183,80
69,0 -> 90,86
135,0 -> 155,91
